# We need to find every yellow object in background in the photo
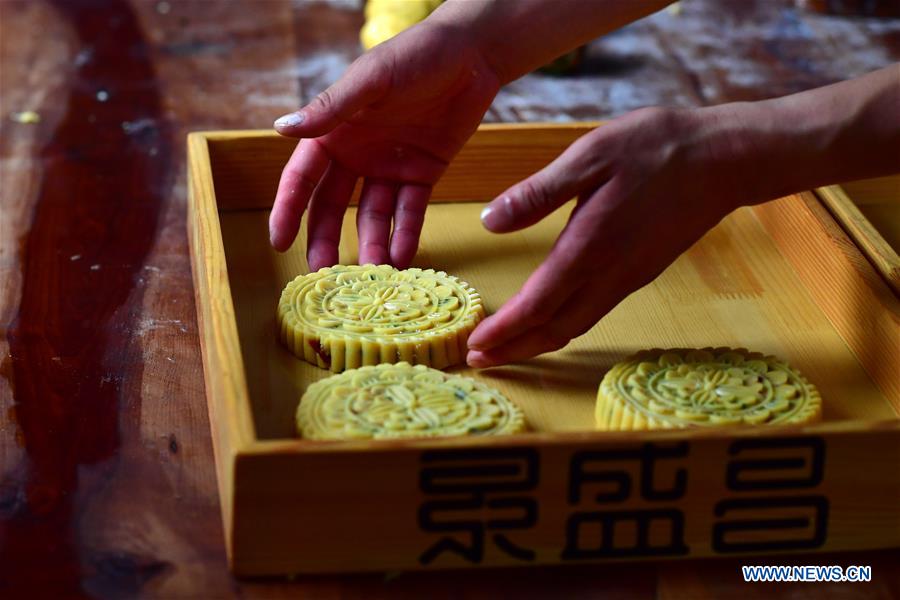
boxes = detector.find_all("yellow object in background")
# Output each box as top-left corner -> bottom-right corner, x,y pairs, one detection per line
596,348 -> 823,430
360,0 -> 583,74
361,0 -> 443,49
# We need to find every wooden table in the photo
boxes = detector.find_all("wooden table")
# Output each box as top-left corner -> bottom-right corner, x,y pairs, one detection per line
1,0 -> 898,597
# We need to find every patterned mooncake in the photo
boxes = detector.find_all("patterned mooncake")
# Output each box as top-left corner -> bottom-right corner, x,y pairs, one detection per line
278,264 -> 484,372
297,362 -> 525,440
596,348 -> 822,430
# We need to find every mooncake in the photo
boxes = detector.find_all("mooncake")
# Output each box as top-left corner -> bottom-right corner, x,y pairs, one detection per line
596,348 -> 822,430
297,362 -> 525,440
278,264 -> 484,372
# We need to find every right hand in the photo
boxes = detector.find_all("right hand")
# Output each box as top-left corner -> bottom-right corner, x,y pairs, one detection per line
269,21 -> 500,270
467,107 -> 747,367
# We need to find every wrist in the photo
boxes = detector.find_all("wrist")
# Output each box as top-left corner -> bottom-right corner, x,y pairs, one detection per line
688,69 -> 900,207
429,0 -> 671,85
668,104 -> 763,211
426,1 -> 519,84
684,101 -> 819,208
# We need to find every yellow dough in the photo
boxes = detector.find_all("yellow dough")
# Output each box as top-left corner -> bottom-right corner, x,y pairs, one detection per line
297,362 -> 526,440
360,14 -> 409,50
278,264 -> 484,372
596,348 -> 822,430
364,0 -> 438,21
361,0 -> 442,49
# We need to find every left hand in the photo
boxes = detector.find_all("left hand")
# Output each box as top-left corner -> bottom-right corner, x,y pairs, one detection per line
466,106 -> 750,367
269,20 -> 500,270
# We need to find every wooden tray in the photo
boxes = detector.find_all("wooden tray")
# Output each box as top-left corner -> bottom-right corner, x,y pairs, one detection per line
187,124 -> 900,576
816,176 -> 900,295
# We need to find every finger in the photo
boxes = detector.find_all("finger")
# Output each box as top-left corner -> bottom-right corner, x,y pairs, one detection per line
480,130 -> 611,233
306,163 -> 358,271
468,214 -> 590,351
466,266 -> 581,356
466,232 -> 586,351
465,319 -> 590,369
466,280 -> 618,368
467,326 -> 569,369
273,54 -> 390,138
471,179 -> 667,365
356,179 -> 396,266
269,139 -> 330,251
389,184 -> 431,268
469,179 -> 625,351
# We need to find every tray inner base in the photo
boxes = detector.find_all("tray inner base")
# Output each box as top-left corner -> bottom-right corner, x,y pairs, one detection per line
219,200 -> 897,440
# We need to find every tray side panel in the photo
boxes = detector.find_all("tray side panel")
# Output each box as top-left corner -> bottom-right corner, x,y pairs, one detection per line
840,175 -> 900,252
816,182 -> 900,295
754,193 -> 900,413
206,124 -> 596,212
195,125 -> 900,576
231,425 -> 900,575
187,132 -> 259,562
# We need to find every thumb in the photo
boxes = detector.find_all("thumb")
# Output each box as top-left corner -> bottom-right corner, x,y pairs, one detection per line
480,130 -> 609,233
274,54 -> 390,138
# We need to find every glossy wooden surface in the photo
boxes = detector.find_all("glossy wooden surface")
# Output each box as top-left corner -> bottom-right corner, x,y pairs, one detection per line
2,0 -> 900,597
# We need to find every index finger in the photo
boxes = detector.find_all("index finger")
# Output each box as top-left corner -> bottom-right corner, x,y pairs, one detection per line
466,217 -> 591,352
389,183 -> 431,268
269,139 -> 330,252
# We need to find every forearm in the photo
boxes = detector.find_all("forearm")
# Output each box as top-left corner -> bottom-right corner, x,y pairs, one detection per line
427,0 -> 670,84
702,64 -> 900,205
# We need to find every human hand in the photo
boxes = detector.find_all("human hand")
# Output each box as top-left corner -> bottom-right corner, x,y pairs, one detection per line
466,106 -> 751,367
269,21 -> 500,269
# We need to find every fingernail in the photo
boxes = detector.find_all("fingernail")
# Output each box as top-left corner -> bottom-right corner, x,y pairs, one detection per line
481,201 -> 503,230
482,196 -> 516,231
466,351 -> 489,368
467,337 -> 485,351
269,231 -> 286,252
467,321 -> 490,350
274,112 -> 304,129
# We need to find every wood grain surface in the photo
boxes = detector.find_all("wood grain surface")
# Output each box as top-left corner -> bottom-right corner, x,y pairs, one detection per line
2,0 -> 899,597
817,177 -> 900,294
205,135 -> 897,440
195,129 -> 900,575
